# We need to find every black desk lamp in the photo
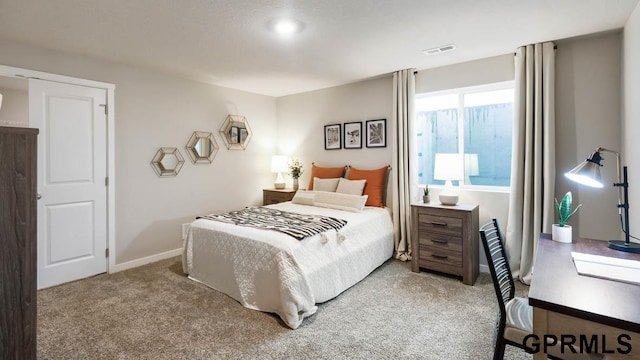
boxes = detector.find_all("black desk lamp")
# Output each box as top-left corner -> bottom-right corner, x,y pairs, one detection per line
564,147 -> 640,253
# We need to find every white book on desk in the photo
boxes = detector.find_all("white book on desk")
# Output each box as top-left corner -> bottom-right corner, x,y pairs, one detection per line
572,252 -> 640,285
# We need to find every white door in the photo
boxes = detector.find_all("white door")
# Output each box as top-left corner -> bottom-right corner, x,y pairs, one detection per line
29,79 -> 108,289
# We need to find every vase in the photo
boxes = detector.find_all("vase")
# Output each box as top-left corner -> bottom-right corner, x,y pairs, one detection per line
423,195 -> 430,204
552,224 -> 572,243
293,178 -> 299,190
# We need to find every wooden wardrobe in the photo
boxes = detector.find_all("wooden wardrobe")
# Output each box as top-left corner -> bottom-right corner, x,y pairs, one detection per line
0,126 -> 38,359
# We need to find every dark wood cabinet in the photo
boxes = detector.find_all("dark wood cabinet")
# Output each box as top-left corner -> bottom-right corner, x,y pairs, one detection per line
1,126 -> 38,359
411,202 -> 479,285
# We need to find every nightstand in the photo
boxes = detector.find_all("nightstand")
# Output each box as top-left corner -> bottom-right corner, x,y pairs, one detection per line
263,188 -> 297,205
411,202 -> 479,285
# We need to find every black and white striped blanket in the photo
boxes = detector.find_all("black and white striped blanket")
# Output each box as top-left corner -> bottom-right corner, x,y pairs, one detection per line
197,207 -> 347,240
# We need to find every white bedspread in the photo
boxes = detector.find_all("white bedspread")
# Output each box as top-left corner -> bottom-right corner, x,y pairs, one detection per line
182,202 -> 394,329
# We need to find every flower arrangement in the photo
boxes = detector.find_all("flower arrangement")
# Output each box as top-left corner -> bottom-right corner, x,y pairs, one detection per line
288,159 -> 303,179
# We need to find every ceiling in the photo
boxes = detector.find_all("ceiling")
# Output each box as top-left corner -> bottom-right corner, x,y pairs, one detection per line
0,0 -> 638,97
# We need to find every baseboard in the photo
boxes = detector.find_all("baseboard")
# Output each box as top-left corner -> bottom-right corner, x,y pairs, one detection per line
109,248 -> 182,273
479,263 -> 489,274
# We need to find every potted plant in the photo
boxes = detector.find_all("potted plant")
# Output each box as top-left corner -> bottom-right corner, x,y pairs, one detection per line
288,159 -> 303,190
423,185 -> 430,203
552,191 -> 581,243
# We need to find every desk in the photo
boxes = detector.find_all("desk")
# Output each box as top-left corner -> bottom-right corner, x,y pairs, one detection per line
529,234 -> 640,359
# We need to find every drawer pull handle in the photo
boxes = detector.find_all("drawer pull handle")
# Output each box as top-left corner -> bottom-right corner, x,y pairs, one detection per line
430,221 -> 447,227
432,239 -> 448,244
431,254 -> 448,260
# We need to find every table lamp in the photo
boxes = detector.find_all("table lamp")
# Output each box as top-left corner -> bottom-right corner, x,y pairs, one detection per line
271,155 -> 288,189
434,153 -> 464,205
564,147 -> 640,253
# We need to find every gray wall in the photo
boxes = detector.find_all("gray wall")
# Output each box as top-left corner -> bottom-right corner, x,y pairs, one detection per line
624,3 -> 640,244
556,32 -> 623,241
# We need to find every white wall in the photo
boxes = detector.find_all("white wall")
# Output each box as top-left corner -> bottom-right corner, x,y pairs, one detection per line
276,76 -> 393,194
0,38 -> 278,265
623,3 -> 640,244
556,32 -> 622,241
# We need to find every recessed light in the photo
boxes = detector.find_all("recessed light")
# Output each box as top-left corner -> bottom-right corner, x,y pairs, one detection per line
272,19 -> 302,35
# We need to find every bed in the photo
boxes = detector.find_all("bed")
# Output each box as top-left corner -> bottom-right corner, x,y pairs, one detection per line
182,200 -> 394,329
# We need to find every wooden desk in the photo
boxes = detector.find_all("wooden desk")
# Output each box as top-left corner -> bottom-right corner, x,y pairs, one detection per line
529,234 -> 640,359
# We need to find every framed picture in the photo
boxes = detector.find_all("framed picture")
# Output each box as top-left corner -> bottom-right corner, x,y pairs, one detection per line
324,124 -> 342,150
343,121 -> 362,149
366,119 -> 387,148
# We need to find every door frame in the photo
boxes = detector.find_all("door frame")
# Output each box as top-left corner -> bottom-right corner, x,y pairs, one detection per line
0,64 -> 116,273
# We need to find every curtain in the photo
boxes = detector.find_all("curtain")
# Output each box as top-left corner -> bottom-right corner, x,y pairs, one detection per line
506,42 -> 556,284
392,69 -> 417,261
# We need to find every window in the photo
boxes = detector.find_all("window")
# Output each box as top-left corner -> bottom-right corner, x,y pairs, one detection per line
415,82 -> 514,189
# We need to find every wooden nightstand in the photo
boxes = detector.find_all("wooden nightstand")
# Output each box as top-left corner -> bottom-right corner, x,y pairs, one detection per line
263,188 -> 297,205
411,202 -> 479,285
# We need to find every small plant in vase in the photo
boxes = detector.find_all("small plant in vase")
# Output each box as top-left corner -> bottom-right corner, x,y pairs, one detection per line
552,191 -> 581,243
288,159 -> 303,190
423,185 -> 430,203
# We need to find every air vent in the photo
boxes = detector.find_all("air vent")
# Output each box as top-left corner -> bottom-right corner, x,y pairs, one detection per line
423,44 -> 456,55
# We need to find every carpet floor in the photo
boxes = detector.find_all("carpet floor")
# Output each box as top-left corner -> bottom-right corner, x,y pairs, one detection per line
37,257 -> 532,359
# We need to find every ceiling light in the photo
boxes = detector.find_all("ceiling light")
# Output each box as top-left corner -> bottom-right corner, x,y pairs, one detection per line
272,19 -> 301,35
423,44 -> 456,55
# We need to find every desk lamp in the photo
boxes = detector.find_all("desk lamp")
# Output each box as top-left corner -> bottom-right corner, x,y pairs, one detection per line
564,147 -> 640,253
434,153 -> 464,205
271,155 -> 288,189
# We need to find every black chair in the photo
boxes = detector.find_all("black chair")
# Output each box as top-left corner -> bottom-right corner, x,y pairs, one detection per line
480,219 -> 535,360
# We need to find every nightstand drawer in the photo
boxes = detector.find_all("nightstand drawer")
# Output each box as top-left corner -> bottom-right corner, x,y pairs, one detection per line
265,193 -> 290,204
419,245 -> 463,269
418,233 -> 462,252
418,213 -> 463,236
263,189 -> 297,205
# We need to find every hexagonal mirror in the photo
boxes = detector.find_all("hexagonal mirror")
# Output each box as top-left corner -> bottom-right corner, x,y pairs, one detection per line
219,114 -> 252,150
150,147 -> 185,177
185,131 -> 218,164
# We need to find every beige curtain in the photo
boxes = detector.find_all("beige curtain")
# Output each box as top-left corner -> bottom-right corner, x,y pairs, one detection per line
392,69 -> 417,261
506,42 -> 556,284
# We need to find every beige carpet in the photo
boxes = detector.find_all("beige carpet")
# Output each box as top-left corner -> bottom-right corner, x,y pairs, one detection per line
37,257 -> 531,359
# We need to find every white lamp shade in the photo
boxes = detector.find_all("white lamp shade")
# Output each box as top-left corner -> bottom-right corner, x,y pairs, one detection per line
271,155 -> 289,173
434,153 -> 464,181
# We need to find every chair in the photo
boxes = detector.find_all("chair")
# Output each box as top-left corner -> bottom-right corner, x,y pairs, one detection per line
480,219 -> 536,360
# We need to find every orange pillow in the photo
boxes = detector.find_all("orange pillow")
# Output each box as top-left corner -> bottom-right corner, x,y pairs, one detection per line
347,166 -> 390,207
307,163 -> 346,190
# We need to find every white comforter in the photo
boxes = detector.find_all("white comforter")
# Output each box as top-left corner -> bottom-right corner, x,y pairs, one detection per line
182,202 -> 394,329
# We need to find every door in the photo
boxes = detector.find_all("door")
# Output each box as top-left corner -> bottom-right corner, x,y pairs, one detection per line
29,79 -> 108,289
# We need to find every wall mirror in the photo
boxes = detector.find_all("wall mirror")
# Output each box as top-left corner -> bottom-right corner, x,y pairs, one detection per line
150,147 -> 185,177
219,114 -> 252,150
185,131 -> 218,164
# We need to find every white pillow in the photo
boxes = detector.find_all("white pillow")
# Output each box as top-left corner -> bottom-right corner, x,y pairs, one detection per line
313,177 -> 340,192
335,177 -> 366,195
313,191 -> 368,212
291,190 -> 316,206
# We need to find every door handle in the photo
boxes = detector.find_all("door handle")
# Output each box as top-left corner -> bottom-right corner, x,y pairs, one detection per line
37,194 -> 42,200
